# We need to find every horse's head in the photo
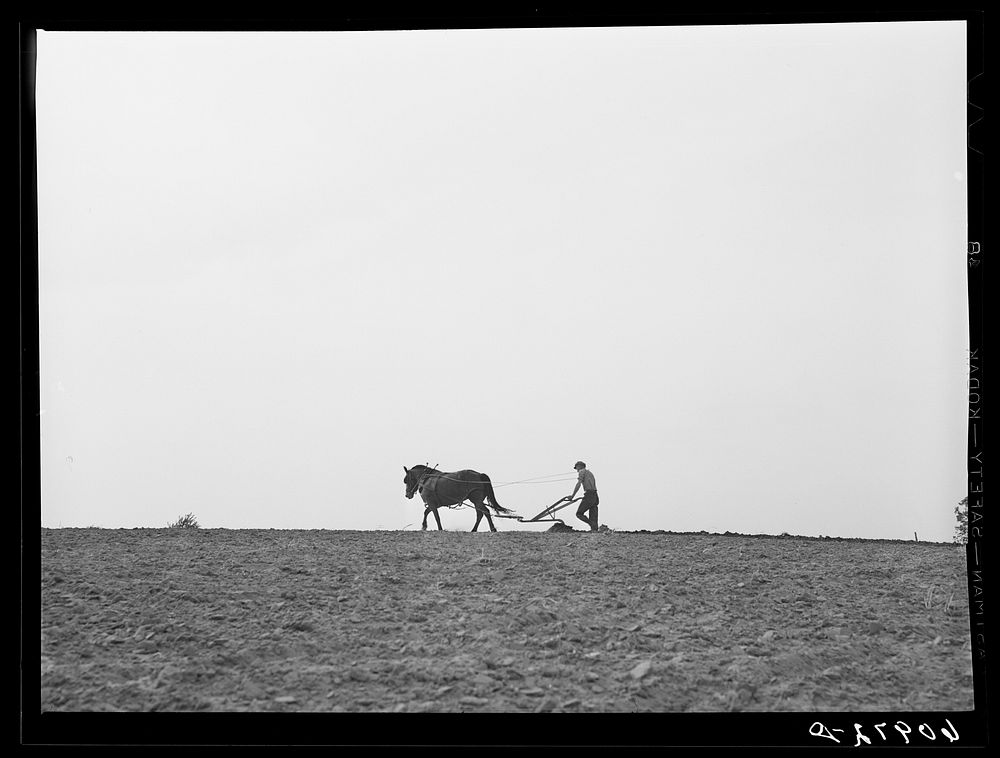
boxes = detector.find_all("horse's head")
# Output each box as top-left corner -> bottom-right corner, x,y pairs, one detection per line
403,465 -> 421,499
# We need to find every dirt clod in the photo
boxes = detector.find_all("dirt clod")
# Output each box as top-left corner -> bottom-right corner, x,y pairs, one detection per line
629,660 -> 653,679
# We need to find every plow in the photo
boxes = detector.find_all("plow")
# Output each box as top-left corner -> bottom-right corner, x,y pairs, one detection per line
494,496 -> 584,529
415,494 -> 588,532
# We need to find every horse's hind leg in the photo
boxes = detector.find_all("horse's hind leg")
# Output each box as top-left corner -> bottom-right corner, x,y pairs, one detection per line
471,497 -> 497,532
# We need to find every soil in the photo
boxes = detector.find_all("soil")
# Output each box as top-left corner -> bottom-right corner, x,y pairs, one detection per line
39,527 -> 974,714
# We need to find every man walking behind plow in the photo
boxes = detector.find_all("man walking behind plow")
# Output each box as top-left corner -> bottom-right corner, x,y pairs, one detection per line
571,461 -> 600,531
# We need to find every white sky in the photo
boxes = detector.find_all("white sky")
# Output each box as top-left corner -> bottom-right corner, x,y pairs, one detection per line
35,22 -> 969,540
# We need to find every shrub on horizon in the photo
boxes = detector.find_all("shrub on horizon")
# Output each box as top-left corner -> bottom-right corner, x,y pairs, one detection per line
953,497 -> 968,545
167,513 -> 200,529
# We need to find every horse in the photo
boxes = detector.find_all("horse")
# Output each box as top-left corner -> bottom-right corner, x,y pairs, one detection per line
403,465 -> 514,531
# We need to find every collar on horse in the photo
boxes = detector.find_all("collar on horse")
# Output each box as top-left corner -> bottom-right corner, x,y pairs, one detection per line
416,466 -> 438,493
415,467 -> 468,509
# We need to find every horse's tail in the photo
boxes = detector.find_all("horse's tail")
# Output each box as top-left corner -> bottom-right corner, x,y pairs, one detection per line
481,474 -> 512,514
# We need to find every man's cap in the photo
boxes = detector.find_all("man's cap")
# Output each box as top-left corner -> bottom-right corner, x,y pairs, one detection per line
574,461 -> 586,469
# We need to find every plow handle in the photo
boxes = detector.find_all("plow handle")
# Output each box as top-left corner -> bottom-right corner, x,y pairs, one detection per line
528,496 -> 582,522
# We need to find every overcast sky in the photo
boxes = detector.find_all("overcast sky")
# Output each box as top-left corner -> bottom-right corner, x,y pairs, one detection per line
35,22 -> 969,540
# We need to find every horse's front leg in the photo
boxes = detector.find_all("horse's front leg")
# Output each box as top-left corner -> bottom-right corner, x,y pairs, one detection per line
427,506 -> 443,530
422,506 -> 431,531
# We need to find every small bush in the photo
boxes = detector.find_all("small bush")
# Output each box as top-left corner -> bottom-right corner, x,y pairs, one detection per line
167,513 -> 200,529
953,497 -> 968,545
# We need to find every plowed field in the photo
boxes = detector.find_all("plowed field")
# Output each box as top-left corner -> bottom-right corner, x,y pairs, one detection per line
39,528 -> 974,713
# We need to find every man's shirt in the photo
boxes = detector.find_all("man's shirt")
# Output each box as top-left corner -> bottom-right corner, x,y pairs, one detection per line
578,469 -> 597,492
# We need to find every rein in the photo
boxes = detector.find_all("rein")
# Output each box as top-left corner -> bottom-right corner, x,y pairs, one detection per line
417,469 -> 577,487
407,466 -> 579,517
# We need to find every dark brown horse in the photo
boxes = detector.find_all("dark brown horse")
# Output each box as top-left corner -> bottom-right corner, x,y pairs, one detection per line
403,465 -> 513,531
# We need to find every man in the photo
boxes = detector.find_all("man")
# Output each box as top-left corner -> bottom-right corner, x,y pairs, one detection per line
571,461 -> 599,531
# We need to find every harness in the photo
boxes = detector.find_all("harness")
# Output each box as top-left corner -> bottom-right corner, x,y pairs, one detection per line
413,467 -> 482,511
411,468 -> 446,508
420,471 -> 469,510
